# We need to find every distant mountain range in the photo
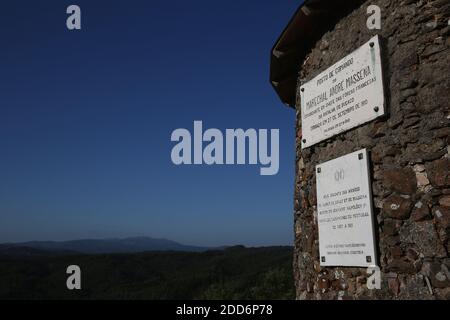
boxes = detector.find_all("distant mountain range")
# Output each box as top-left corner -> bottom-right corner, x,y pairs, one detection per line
0,237 -> 211,255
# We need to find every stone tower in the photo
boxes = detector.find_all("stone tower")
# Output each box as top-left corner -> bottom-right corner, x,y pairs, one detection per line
270,0 -> 450,299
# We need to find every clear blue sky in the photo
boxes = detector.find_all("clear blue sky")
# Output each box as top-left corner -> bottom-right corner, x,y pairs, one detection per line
0,0 -> 301,246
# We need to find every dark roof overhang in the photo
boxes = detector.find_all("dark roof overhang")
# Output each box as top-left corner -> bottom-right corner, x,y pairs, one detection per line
270,0 -> 366,108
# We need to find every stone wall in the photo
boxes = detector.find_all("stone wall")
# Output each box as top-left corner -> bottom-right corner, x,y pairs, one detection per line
293,0 -> 450,299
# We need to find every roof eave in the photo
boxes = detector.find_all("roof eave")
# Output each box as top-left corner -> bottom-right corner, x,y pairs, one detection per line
270,0 -> 367,108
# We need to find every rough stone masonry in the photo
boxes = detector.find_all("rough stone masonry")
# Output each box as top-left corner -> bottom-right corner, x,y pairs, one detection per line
293,0 -> 450,299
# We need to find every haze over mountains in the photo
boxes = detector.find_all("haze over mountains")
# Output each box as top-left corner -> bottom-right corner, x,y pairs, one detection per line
0,237 -> 210,255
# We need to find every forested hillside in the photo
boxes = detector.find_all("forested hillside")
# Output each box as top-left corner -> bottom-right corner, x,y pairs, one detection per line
0,246 -> 294,300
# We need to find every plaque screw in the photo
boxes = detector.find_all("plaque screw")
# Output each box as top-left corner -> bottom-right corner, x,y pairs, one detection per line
301,88 -> 305,92
321,257 -> 326,263
374,106 -> 379,112
302,139 -> 306,143
358,153 -> 364,160
317,167 -> 321,174
369,42 -> 374,48
366,256 -> 372,263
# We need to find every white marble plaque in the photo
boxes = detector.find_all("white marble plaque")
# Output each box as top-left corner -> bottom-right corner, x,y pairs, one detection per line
300,35 -> 385,149
316,149 -> 377,267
